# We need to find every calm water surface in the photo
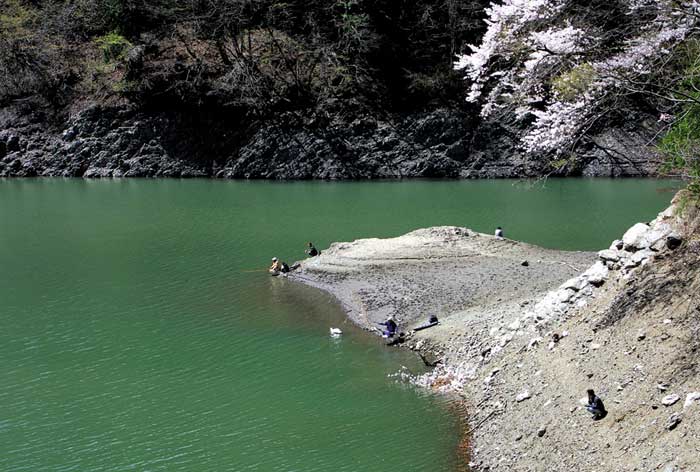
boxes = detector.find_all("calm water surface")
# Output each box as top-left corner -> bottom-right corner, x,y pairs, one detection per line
0,179 -> 678,471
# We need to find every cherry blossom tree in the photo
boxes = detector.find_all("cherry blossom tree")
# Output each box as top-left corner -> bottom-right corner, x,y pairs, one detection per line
455,0 -> 700,157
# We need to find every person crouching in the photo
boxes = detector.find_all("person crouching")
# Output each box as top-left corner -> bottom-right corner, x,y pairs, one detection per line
586,389 -> 607,420
269,257 -> 281,275
378,316 -> 398,338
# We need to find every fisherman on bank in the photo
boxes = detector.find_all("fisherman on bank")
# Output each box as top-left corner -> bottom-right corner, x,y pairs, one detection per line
305,242 -> 319,257
269,257 -> 281,275
495,226 -> 504,238
585,389 -> 607,420
379,316 -> 398,338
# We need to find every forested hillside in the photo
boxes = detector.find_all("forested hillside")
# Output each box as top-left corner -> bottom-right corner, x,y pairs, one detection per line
0,0 -> 698,179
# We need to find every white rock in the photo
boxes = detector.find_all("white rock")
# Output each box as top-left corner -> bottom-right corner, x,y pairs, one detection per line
598,249 -> 620,262
622,223 -> 651,250
561,277 -> 587,291
631,250 -> 653,265
622,261 -> 637,271
662,394 -> 680,406
556,302 -> 571,313
516,390 -> 531,402
508,319 -> 521,331
658,205 -> 675,219
684,392 -> 700,409
499,332 -> 514,347
610,239 -> 624,250
651,237 -> 667,252
591,343 -> 601,350
641,222 -> 672,248
583,261 -> 609,285
557,289 -> 576,303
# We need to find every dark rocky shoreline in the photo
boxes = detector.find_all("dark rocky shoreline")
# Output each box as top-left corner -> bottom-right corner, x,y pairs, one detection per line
1,103 -> 661,180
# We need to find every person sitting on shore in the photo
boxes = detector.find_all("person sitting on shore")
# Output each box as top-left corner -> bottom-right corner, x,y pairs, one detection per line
305,242 -> 319,257
585,389 -> 607,420
280,261 -> 290,274
378,316 -> 398,338
495,226 -> 504,238
269,257 -> 281,275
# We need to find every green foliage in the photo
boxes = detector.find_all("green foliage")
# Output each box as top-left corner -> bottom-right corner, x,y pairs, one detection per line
659,106 -> 700,194
95,32 -> 132,63
66,0 -> 181,37
549,155 -> 578,173
112,78 -> 135,93
659,40 -> 700,195
0,0 -> 37,37
552,63 -> 596,102
0,1 -> 60,103
674,189 -> 700,215
87,0 -> 125,32
334,0 -> 372,55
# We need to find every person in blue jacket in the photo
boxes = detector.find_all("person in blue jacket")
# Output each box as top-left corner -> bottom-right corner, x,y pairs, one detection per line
378,316 -> 398,338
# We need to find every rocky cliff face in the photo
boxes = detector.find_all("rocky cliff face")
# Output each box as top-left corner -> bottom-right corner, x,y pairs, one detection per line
0,102 -> 659,179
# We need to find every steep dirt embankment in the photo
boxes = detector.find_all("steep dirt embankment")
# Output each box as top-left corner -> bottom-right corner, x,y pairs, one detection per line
443,196 -> 700,472
291,194 -> 700,471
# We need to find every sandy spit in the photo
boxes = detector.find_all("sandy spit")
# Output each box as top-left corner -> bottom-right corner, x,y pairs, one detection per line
290,226 -> 595,332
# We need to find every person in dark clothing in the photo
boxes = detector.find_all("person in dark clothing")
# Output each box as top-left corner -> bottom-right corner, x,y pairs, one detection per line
280,262 -> 290,273
305,242 -> 319,257
586,389 -> 607,420
378,316 -> 398,338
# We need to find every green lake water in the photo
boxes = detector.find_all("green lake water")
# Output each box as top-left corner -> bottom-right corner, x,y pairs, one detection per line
0,178 -> 679,471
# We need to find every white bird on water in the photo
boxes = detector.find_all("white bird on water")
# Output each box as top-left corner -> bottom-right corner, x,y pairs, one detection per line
329,328 -> 343,337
